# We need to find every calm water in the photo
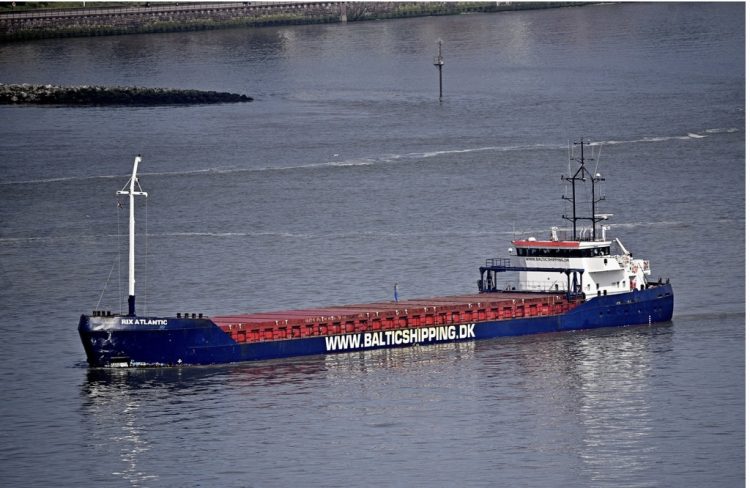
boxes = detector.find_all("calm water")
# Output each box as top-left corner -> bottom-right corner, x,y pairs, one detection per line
0,3 -> 744,486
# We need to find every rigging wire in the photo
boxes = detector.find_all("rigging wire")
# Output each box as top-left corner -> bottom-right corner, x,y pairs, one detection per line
144,194 -> 148,316
96,258 -> 117,310
98,198 -> 123,313
117,197 -> 122,315
594,144 -> 602,176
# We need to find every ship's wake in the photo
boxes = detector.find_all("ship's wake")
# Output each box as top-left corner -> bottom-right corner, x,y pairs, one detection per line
1,219 -> 742,244
1,127 -> 740,186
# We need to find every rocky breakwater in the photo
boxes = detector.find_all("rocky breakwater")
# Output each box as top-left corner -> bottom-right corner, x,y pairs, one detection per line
0,83 -> 253,106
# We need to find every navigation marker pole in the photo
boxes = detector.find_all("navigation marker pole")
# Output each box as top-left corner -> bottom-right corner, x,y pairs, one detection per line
116,155 -> 148,317
433,39 -> 444,101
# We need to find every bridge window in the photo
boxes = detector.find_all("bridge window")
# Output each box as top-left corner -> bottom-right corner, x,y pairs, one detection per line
517,246 -> 610,257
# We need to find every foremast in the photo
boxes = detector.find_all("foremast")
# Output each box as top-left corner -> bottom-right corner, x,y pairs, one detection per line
116,155 -> 148,316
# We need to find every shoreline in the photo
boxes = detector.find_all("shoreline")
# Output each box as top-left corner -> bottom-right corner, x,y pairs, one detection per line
0,2 -> 585,42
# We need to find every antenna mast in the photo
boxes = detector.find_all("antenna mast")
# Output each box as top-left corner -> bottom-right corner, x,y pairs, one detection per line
116,155 -> 148,316
562,139 -> 606,240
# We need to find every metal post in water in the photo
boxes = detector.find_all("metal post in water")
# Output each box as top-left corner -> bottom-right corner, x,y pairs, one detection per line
433,39 -> 444,101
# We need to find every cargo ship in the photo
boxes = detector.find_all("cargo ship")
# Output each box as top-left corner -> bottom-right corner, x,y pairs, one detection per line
79,141 -> 674,367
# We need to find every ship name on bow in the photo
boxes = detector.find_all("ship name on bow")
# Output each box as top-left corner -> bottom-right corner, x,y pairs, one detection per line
120,318 -> 169,326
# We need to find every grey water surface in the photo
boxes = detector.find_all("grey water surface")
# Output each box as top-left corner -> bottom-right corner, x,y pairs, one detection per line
0,3 -> 744,487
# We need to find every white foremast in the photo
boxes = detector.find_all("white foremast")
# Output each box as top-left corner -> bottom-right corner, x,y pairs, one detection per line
116,155 -> 148,316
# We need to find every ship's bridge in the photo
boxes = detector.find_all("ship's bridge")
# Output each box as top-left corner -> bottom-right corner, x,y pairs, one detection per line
478,139 -> 656,299
512,238 -> 611,258
480,233 -> 650,299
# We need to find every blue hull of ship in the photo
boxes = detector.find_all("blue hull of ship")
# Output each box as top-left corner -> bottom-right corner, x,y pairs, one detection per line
78,284 -> 673,367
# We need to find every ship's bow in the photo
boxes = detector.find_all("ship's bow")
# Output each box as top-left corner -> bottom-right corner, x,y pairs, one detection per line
78,314 -> 237,367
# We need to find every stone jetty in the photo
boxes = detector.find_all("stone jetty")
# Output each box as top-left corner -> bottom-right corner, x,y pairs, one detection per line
0,83 -> 253,106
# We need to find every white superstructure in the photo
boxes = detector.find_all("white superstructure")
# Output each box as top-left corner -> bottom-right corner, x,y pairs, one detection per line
478,138 -> 654,300
511,233 -> 650,298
